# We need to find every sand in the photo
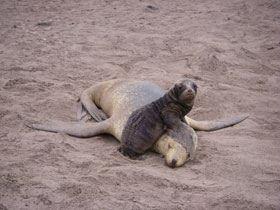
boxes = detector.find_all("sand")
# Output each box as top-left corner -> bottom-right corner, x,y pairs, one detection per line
0,0 -> 280,209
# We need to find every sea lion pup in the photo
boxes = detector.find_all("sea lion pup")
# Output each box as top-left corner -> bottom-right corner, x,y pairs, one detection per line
119,79 -> 197,159
25,79 -> 248,168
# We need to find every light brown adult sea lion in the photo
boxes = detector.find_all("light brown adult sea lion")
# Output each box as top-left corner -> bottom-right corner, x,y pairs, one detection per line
25,79 -> 248,167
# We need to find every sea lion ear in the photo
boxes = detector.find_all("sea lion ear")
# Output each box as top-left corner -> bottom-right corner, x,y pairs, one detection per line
193,83 -> 198,92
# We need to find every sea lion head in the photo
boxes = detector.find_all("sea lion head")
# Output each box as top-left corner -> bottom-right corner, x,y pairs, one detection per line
165,127 -> 198,168
172,78 -> 197,107
165,140 -> 188,167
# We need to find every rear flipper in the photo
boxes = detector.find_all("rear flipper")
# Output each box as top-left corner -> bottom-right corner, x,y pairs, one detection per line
185,114 -> 249,131
77,101 -> 93,122
24,119 -> 110,138
77,101 -> 108,122
78,90 -> 108,122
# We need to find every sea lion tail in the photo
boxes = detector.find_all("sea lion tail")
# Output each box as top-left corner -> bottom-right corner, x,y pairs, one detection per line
185,114 -> 249,131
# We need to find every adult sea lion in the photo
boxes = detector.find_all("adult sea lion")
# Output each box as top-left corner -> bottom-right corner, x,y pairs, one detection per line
25,79 -> 248,167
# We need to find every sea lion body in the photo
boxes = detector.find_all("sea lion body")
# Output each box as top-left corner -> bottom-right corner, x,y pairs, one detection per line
25,79 -> 249,167
81,80 -> 165,139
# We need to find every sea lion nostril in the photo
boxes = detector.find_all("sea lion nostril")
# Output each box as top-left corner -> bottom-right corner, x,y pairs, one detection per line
172,159 -> 177,166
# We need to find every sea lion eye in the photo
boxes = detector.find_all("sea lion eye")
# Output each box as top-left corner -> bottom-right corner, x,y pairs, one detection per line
177,84 -> 184,90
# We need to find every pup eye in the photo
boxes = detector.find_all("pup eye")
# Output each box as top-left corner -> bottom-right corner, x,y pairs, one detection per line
178,84 -> 184,90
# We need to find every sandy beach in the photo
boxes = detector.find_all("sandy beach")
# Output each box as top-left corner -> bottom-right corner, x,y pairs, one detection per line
0,0 -> 280,209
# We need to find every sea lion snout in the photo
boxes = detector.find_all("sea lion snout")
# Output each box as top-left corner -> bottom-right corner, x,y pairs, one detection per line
171,159 -> 177,168
181,87 -> 195,100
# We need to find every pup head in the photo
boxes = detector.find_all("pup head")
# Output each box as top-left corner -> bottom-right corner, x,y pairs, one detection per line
171,79 -> 197,107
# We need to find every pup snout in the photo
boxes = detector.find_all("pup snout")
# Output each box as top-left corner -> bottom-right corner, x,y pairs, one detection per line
187,89 -> 193,93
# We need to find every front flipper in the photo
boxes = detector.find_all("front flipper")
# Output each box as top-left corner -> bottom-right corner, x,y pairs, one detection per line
24,120 -> 110,138
118,146 -> 142,159
185,114 -> 249,131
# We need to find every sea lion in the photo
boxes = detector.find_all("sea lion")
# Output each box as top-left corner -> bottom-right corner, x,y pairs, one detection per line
119,79 -> 197,159
25,79 -> 248,167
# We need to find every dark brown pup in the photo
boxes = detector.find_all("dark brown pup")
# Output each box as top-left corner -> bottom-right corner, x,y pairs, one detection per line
119,79 -> 197,159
